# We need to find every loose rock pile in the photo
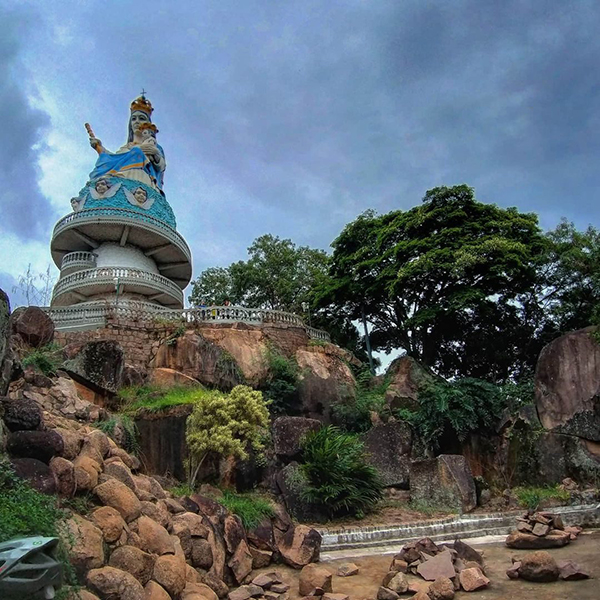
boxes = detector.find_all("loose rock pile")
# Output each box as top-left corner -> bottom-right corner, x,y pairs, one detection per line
298,564 -> 349,600
506,550 -> 590,582
505,512 -> 582,549
228,572 -> 290,600
377,537 -> 489,599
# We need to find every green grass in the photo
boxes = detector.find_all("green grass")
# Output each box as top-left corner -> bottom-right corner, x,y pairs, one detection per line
513,485 -> 571,510
218,491 -> 275,529
118,384 -> 208,414
21,342 -> 63,376
93,414 -> 140,454
169,483 -> 195,498
407,499 -> 456,515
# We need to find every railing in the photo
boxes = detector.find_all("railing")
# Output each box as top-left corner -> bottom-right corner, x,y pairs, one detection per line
44,300 -> 331,341
60,251 -> 97,273
51,208 -> 191,262
51,267 -> 184,306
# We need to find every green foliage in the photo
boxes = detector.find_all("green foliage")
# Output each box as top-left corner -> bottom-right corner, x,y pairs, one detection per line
216,350 -> 245,384
513,485 -> 571,510
0,458 -> 77,592
22,342 -> 63,376
119,385 -> 205,414
317,185 -> 549,381
186,385 -> 270,487
93,415 -> 139,455
169,483 -> 195,498
189,234 -> 329,314
332,366 -> 390,433
402,378 -> 505,450
299,426 -> 383,519
166,324 -> 186,346
218,491 -> 275,529
407,499 -> 455,515
260,345 -> 299,415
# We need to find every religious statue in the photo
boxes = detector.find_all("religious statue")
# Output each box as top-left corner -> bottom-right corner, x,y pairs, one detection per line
89,176 -> 121,200
124,185 -> 155,210
70,196 -> 85,212
86,96 -> 166,192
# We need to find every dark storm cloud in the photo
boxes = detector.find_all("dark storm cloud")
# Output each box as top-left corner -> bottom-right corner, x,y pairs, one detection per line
0,8 -> 53,240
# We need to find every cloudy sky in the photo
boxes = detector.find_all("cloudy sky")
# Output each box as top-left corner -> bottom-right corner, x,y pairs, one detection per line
2,0 -> 600,308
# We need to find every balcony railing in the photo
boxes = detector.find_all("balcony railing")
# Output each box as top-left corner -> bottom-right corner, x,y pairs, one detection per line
51,267 -> 184,306
44,300 -> 331,341
52,207 -> 191,263
60,251 -> 97,274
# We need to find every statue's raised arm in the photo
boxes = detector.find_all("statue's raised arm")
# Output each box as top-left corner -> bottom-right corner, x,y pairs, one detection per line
88,96 -> 166,192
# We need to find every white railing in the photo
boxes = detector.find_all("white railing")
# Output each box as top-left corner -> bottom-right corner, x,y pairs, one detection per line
51,267 -> 184,306
52,208 -> 192,263
44,300 -> 331,341
60,251 -> 97,272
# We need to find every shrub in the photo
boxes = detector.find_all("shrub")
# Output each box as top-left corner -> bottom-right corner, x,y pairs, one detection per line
299,426 -> 383,519
21,342 -> 63,376
186,385 -> 270,487
399,378 -> 504,450
218,491 -> 274,529
513,485 -> 571,510
93,415 -> 139,455
260,345 -> 299,415
0,458 -> 77,595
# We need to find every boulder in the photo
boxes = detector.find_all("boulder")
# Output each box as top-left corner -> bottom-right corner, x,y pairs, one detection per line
384,356 -> 435,412
10,457 -> 55,494
144,580 -> 171,600
64,514 -> 105,581
362,421 -> 412,487
92,506 -> 126,544
172,511 -> 208,538
276,462 -> 327,522
272,416 -> 321,458
458,567 -> 489,591
150,367 -> 201,387
275,524 -> 322,569
73,455 -> 102,491
141,500 -> 172,530
227,539 -> 253,584
247,517 -> 275,551
557,559 -> 590,580
249,546 -> 272,568
337,563 -> 359,577
377,587 -> 399,600
2,396 -> 43,431
94,478 -> 142,522
410,455 -> 476,513
153,554 -> 187,598
299,564 -> 333,596
63,340 -> 124,394
191,538 -> 214,569
183,582 -> 219,600
427,578 -> 455,600
0,288 -> 11,396
385,572 -> 408,593
518,551 -> 559,582
50,456 -> 76,497
109,545 -> 155,585
505,530 -> 570,549
87,566 -> 145,600
201,572 -> 229,599
7,429 -> 64,463
135,515 -> 175,555
10,306 -> 54,348
223,514 -> 246,553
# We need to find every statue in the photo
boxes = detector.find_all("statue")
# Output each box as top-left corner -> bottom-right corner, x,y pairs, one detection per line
124,185 -> 155,210
86,96 -> 166,192
89,176 -> 121,200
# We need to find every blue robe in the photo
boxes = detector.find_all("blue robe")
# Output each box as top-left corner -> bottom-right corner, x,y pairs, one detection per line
89,144 -> 165,190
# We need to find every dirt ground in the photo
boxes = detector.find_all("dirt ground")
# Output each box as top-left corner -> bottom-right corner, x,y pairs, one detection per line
258,530 -> 600,599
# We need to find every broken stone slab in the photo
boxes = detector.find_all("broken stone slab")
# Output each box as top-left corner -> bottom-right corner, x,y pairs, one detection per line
416,551 -> 456,581
505,530 -> 570,549
532,522 -> 550,537
458,567 -> 489,591
337,562 -> 359,577
558,559 -> 590,580
506,562 -> 521,579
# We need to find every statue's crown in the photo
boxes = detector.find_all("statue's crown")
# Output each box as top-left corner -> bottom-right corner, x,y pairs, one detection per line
130,96 -> 153,116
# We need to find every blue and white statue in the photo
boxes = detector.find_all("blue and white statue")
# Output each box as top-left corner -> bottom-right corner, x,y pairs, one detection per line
86,96 -> 166,192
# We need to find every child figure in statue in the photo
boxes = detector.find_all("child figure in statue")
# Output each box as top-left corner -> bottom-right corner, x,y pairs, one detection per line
137,122 -> 159,147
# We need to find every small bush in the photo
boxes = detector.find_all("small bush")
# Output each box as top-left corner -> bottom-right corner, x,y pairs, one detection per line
169,483 -> 195,498
218,491 -> 275,529
22,342 -> 63,376
260,345 -> 299,415
93,415 -> 139,455
513,485 -> 571,510
300,426 -> 383,519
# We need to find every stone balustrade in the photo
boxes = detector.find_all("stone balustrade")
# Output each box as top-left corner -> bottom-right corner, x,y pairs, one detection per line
44,300 -> 331,341
52,207 -> 192,263
51,267 -> 184,306
60,251 -> 97,274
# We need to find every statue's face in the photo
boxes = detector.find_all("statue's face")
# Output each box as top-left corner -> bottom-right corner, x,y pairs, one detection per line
95,179 -> 109,194
70,198 -> 79,210
141,129 -> 152,140
130,111 -> 150,133
133,188 -> 147,204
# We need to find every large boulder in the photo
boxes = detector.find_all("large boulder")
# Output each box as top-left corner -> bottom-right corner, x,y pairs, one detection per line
274,524 -> 322,569
94,478 -> 142,522
63,340 -> 124,394
50,456 -> 76,497
87,566 -> 145,600
92,506 -> 127,544
535,327 -> 600,435
7,429 -> 64,463
10,306 -> 54,348
10,457 -> 56,494
152,554 -> 187,598
0,288 -> 11,395
272,416 -> 321,459
2,396 -> 43,431
298,563 -> 333,596
384,356 -> 435,412
410,454 -> 476,513
275,462 -> 327,522
362,421 -> 412,487
108,545 -> 155,585
505,530 -> 570,549
518,551 -> 559,582
64,514 -> 105,581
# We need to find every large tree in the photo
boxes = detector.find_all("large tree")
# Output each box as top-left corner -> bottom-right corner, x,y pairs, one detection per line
189,234 -> 329,315
317,185 -> 549,380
